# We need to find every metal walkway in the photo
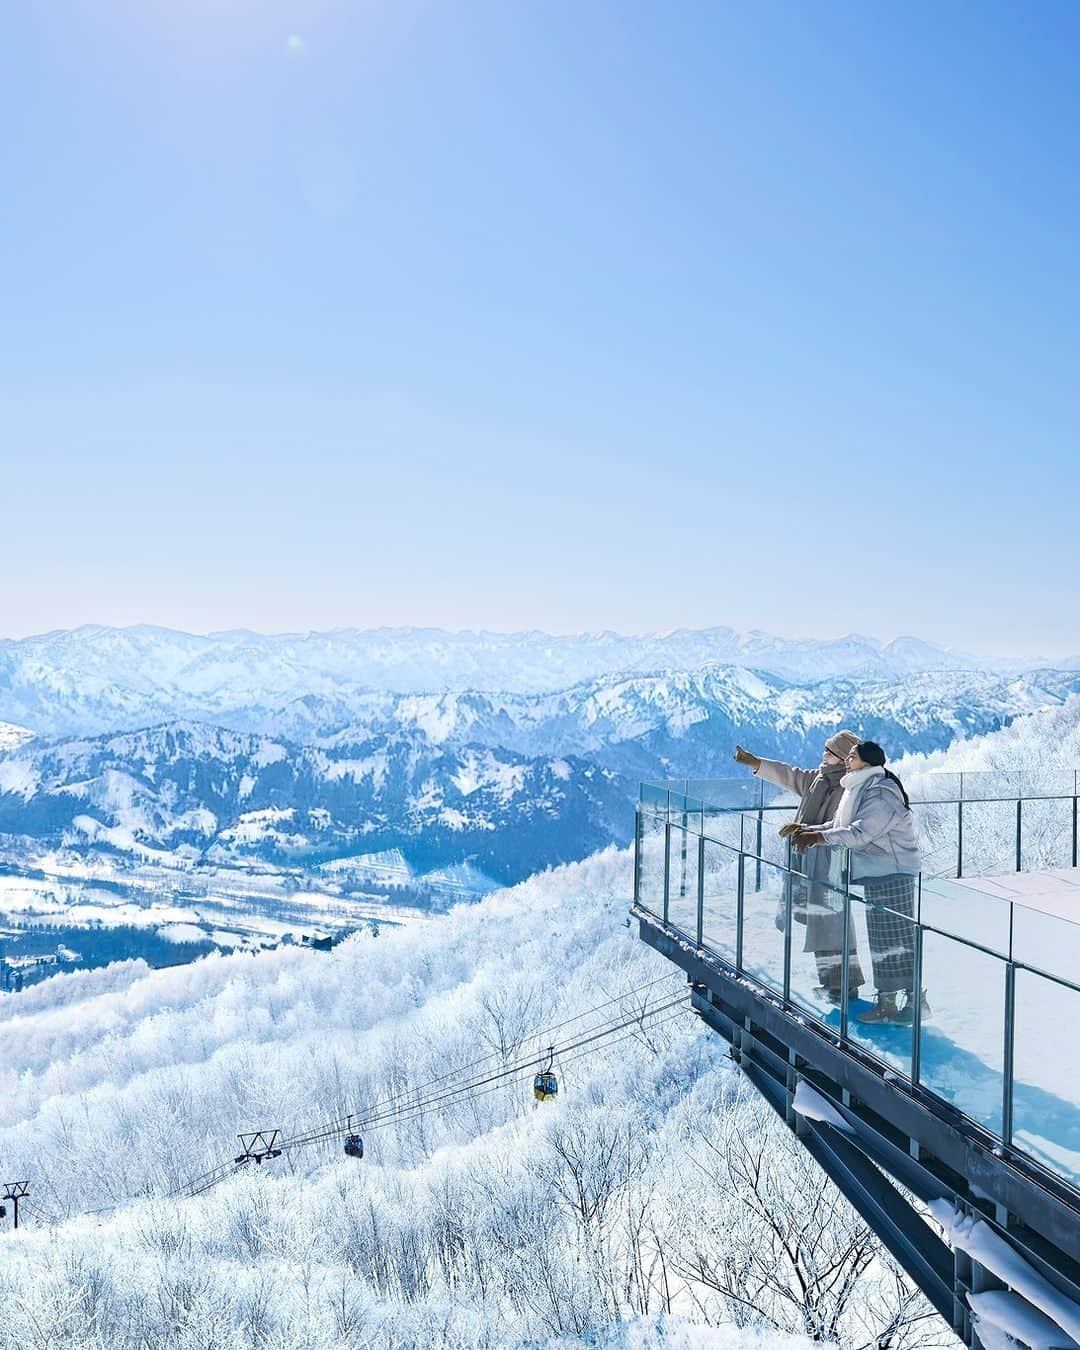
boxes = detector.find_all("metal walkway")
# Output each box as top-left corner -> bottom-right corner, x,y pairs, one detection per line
633,775 -> 1080,1350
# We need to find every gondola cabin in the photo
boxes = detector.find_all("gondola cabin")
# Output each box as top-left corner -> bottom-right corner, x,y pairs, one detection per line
533,1072 -> 558,1102
344,1134 -> 365,1159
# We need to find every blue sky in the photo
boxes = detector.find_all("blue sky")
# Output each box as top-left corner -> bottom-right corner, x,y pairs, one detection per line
3,1 -> 1080,654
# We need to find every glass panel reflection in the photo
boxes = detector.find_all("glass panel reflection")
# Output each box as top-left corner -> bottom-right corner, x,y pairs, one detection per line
637,811 -> 667,918
701,837 -> 740,965
739,858 -> 789,996
1012,969 -> 1080,1188
918,932 -> 1005,1136
666,821 -> 699,940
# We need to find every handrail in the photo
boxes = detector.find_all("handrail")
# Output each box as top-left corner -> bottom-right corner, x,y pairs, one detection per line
645,825 -> 1080,983
640,782 -> 1080,883
635,788 -> 1080,1193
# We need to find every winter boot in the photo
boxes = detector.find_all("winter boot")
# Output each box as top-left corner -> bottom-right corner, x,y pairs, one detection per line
814,984 -> 859,1007
856,991 -> 902,1024
895,990 -> 932,1025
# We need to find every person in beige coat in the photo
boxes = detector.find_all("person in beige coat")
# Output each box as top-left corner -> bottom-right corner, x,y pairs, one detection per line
734,731 -> 864,1003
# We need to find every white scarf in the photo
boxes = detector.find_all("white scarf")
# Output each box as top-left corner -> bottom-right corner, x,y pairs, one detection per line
833,765 -> 885,828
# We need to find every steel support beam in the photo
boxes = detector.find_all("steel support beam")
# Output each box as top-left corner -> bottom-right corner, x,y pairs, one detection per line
636,907 -> 1080,1329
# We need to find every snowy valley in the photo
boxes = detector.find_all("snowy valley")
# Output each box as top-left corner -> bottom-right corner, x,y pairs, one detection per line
2,625 -> 1080,1349
1,625 -> 1080,988
0,850 -> 940,1350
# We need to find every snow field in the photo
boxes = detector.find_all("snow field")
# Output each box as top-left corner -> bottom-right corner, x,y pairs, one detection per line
0,848 -> 939,1349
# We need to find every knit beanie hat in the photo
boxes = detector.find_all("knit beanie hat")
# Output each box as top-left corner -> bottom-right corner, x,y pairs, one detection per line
854,740 -> 887,767
825,730 -> 860,759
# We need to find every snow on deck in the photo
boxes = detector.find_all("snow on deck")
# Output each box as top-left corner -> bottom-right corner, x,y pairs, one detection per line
663,863 -> 1080,1191
962,867 -> 1080,922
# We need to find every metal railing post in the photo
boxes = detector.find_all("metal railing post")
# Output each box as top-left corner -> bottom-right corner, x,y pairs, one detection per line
1073,795 -> 1078,870
662,822 -> 671,926
911,873 -> 924,1087
1015,797 -> 1023,873
782,840 -> 793,1004
736,853 -> 745,974
755,808 -> 764,892
1003,961 -> 1016,1148
679,805 -> 689,899
839,849 -> 852,1043
633,810 -> 642,907
957,798 -> 964,879
696,833 -> 705,947
1001,903 -> 1016,1146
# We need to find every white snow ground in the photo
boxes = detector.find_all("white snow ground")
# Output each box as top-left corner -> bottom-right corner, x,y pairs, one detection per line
0,848 -> 933,1349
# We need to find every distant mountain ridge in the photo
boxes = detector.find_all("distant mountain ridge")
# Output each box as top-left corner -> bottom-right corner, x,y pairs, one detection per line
0,720 -> 625,886
2,666 -> 1078,884
0,622 -> 1056,738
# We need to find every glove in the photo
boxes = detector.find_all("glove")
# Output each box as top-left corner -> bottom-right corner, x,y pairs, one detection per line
733,745 -> 761,770
777,822 -> 802,838
793,829 -> 825,852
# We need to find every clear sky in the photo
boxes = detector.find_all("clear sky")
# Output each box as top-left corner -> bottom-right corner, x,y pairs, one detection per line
3,1 -> 1080,655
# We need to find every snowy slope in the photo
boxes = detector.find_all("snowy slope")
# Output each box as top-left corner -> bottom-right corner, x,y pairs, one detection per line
0,720 -> 34,753
2,667 -> 1077,887
0,722 -> 626,885
898,693 -> 1080,779
0,849 -> 936,1349
0,622 -> 1041,737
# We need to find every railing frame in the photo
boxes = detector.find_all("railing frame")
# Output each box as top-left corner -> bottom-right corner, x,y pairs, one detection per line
635,793 -> 1080,1195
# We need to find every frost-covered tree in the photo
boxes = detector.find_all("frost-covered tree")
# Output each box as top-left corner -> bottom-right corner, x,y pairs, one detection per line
0,849 -> 950,1349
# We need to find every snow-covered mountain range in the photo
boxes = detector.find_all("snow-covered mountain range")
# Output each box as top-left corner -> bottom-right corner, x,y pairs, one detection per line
2,623 -> 1075,738
0,722 -> 625,885
2,624 -> 1079,885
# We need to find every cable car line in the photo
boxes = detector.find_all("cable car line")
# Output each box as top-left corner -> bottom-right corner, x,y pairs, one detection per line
277,971 -> 682,1151
325,1005 -> 691,1144
5,973 -> 690,1233
277,992 -> 689,1153
279,991 -> 686,1148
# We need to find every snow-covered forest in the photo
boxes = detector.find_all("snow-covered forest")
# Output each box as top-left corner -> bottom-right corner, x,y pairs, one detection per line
4,656 -> 1080,1346
0,848 -> 946,1349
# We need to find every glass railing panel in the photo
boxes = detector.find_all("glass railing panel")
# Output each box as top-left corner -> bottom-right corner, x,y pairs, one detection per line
701,837 -> 740,965
665,821 -> 700,940
956,799 -> 1017,876
738,858 -> 790,995
919,876 -> 1012,959
842,888 -> 915,1080
683,778 -> 768,811
1016,768 -> 1078,799
917,931 -> 1006,1137
665,790 -> 689,821
670,798 -> 703,835
962,770 -> 1025,802
1012,968 -> 1080,1188
906,770 -> 963,805
911,800 -> 961,878
640,782 -> 669,812
637,810 -> 667,918
1011,906 -> 1080,985
1019,796 -> 1076,872
784,874 -> 859,1030
702,805 -> 742,851
738,811 -> 793,869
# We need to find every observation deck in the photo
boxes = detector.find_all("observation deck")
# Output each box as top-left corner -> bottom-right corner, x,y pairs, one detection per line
632,770 -> 1080,1350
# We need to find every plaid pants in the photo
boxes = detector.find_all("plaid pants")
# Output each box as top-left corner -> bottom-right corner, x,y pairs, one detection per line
861,874 -> 916,994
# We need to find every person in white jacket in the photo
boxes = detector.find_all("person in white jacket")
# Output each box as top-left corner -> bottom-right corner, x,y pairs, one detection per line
792,741 -> 927,1027
735,732 -> 864,1004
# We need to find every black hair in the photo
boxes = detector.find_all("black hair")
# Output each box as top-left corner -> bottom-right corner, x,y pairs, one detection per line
855,740 -> 911,810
